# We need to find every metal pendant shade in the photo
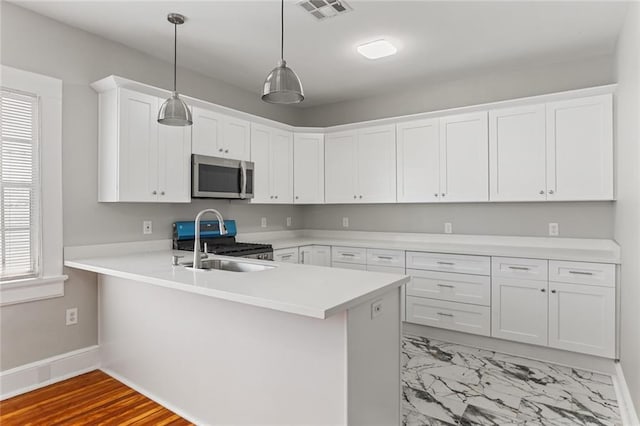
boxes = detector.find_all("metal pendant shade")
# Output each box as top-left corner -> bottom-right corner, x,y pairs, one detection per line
158,13 -> 192,126
262,0 -> 304,104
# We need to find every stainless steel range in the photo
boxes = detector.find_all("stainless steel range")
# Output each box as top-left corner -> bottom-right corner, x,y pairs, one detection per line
172,220 -> 273,260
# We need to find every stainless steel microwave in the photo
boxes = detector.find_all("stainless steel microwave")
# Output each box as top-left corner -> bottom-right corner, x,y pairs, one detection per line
192,155 -> 254,199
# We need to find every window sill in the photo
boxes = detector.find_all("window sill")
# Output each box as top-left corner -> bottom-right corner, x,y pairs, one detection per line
0,275 -> 68,306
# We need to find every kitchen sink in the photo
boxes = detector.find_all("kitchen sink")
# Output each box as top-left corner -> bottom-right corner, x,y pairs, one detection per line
183,258 -> 276,273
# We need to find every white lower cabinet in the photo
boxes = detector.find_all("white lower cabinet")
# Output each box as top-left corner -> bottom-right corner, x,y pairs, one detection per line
406,296 -> 491,336
273,247 -> 299,264
491,278 -> 549,346
299,245 -> 331,267
407,270 -> 490,306
548,281 -> 615,358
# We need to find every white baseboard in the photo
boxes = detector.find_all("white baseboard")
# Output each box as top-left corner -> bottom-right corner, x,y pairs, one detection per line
0,345 -> 100,400
100,367 -> 203,425
613,362 -> 640,426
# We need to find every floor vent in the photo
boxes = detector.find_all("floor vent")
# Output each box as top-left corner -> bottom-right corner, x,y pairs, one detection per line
298,0 -> 352,20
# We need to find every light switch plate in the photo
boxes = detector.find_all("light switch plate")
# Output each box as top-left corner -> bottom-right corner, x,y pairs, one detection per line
549,222 -> 559,236
286,217 -> 292,227
444,222 -> 453,234
66,307 -> 78,325
371,300 -> 383,319
143,220 -> 152,235
261,217 -> 267,228
342,217 -> 349,228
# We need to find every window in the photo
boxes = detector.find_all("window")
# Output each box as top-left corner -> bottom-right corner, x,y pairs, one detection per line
0,89 -> 40,281
0,65 -> 65,306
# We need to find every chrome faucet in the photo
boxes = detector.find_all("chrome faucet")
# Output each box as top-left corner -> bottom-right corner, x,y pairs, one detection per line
193,209 -> 227,269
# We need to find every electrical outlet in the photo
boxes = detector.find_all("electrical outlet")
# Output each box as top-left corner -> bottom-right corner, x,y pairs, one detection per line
286,217 -> 292,227
143,220 -> 152,235
66,307 -> 78,326
371,300 -> 383,319
261,217 -> 267,228
549,222 -> 559,236
444,222 -> 453,234
342,217 -> 349,228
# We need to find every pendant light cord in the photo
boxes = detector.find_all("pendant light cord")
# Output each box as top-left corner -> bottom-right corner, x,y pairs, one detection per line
173,22 -> 177,92
280,0 -> 284,61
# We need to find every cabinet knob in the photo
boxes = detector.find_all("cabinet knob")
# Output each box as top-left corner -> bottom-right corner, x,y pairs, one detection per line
161,191 -> 165,195
270,196 -> 274,199
224,149 -> 229,153
441,193 -> 446,197
540,288 -> 546,292
219,148 -> 224,152
354,195 -> 357,199
434,193 -> 439,197
539,190 -> 545,195
548,190 -> 555,195
359,195 -> 363,199
551,289 -> 557,294
152,190 -> 157,195
295,196 -> 299,199
275,195 -> 278,199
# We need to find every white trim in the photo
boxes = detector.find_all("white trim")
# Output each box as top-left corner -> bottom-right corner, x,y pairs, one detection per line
64,239 -> 172,261
0,275 -> 67,306
0,65 -> 64,304
0,345 -> 100,400
613,362 -> 640,426
101,367 -> 204,425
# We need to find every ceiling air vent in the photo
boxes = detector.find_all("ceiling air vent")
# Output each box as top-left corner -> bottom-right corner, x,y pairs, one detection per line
298,0 -> 352,21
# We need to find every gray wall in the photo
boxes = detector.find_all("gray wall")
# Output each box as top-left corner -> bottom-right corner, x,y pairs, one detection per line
0,3 -> 304,370
614,3 -> 640,414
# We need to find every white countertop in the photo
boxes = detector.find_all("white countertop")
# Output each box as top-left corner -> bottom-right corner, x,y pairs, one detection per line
239,230 -> 621,264
64,245 -> 408,319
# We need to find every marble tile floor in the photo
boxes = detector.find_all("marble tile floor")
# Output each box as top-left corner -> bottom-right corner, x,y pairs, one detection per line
402,334 -> 622,426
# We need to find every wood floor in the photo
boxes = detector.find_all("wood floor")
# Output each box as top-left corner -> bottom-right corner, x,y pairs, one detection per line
0,370 -> 193,425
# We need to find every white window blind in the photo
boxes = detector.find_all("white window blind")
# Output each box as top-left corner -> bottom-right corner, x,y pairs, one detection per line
0,88 -> 40,281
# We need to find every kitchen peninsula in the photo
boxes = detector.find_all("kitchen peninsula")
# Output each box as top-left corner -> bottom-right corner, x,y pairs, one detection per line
64,241 -> 409,425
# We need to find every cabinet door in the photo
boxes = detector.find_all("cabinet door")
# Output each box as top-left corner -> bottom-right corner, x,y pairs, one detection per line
357,125 -> 397,203
223,117 -> 251,161
396,119 -> 440,203
299,246 -> 313,265
191,107 -> 223,157
312,245 -> 331,267
158,124 -> 191,203
325,131 -> 358,203
546,95 -> 613,201
489,105 -> 546,201
270,129 -> 294,203
492,278 -> 548,345
294,133 -> 325,204
118,88 -> 159,202
250,124 -> 272,203
548,282 -> 615,358
274,247 -> 299,263
440,112 -> 489,202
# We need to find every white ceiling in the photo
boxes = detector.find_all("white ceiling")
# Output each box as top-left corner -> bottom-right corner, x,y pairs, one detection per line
11,1 -> 629,107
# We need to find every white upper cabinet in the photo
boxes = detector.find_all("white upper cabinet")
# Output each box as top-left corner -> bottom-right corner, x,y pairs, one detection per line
294,133 -> 325,204
98,87 -> 191,203
250,123 -> 293,204
192,107 -> 250,161
396,119 -> 440,203
325,125 -> 396,204
325,131 -> 358,203
546,94 -> 613,201
357,125 -> 397,203
440,112 -> 489,202
489,104 -> 547,201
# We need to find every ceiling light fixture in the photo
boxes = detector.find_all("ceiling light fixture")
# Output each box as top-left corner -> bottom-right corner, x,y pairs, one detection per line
357,39 -> 397,60
158,13 -> 192,126
262,0 -> 304,104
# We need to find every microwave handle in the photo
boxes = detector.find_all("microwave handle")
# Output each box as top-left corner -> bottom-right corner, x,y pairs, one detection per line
240,160 -> 247,199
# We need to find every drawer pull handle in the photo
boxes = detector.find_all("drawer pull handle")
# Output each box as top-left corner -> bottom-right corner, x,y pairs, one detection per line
341,253 -> 356,257
569,271 -> 594,276
437,261 -> 455,266
437,284 -> 454,288
280,254 -> 292,259
437,312 -> 454,317
508,266 -> 530,271
377,256 -> 393,260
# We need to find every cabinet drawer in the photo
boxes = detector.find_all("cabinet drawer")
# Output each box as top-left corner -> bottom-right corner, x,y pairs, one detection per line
331,261 -> 366,271
331,246 -> 366,264
492,257 -> 548,281
273,247 -> 299,263
549,261 -> 615,287
367,248 -> 405,268
407,269 -> 490,306
406,252 -> 490,276
406,296 -> 490,336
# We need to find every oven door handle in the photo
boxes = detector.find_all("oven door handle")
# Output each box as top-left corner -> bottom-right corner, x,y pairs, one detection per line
240,160 -> 247,199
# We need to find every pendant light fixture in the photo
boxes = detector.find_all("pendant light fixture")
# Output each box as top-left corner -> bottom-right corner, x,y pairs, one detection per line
262,0 -> 304,104
158,13 -> 193,126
